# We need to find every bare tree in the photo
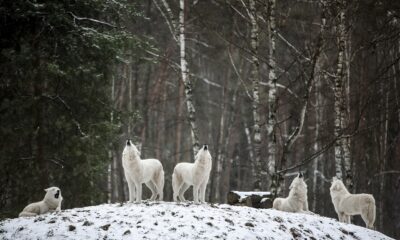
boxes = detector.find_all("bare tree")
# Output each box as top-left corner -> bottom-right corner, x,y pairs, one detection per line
333,0 -> 351,188
249,0 -> 263,189
266,0 -> 278,195
180,0 -> 200,155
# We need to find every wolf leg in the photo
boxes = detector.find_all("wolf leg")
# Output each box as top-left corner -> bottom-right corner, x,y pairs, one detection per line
19,212 -> 38,217
135,182 -> 142,203
179,183 -> 190,201
199,181 -> 207,203
193,185 -> 200,204
125,172 -> 136,203
145,181 -> 157,201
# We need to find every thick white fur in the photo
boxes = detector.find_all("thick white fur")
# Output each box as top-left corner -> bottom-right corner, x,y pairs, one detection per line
330,177 -> 375,229
122,140 -> 164,203
19,187 -> 63,217
172,145 -> 212,203
273,175 -> 310,213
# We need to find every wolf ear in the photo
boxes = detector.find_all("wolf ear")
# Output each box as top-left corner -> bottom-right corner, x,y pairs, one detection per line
331,182 -> 341,191
135,148 -> 141,156
44,188 -> 50,192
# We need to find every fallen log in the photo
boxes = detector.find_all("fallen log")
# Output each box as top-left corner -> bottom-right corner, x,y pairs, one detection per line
227,191 -> 274,209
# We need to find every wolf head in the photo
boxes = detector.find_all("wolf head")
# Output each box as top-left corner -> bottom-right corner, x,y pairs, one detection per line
44,186 -> 62,207
123,139 -> 141,158
330,177 -> 347,192
289,174 -> 307,192
195,144 -> 211,163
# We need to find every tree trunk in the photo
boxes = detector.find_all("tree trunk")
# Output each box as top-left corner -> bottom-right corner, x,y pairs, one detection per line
33,57 -> 49,189
248,0 -> 262,191
267,0 -> 278,195
334,0 -> 350,184
312,63 -> 323,212
180,0 -> 200,156
175,80 -> 184,165
108,75 -> 115,203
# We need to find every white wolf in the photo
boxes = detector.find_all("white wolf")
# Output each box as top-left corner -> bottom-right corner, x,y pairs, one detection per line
330,177 -> 375,229
273,173 -> 311,213
122,140 -> 164,203
172,145 -> 212,203
19,187 -> 63,217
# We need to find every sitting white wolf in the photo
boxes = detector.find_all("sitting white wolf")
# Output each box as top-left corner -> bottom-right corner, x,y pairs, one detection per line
19,187 -> 63,217
330,177 -> 375,229
122,140 -> 164,203
172,145 -> 212,203
273,173 -> 311,213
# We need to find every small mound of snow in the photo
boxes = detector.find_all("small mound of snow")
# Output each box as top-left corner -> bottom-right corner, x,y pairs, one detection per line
0,202 -> 393,240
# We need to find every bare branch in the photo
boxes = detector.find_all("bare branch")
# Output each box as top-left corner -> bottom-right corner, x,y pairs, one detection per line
68,12 -> 116,28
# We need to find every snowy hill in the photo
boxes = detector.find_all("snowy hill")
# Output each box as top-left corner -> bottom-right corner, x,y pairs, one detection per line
0,201 -> 393,240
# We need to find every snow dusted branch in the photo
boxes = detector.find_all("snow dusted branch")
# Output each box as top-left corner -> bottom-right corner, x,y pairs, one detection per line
228,49 -> 252,99
259,81 -> 300,100
152,0 -> 178,41
280,2 -> 327,167
68,12 -> 116,28
42,94 -> 88,137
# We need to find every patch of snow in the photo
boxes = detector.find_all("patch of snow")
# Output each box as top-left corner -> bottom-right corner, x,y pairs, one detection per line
0,202 -> 393,240
260,198 -> 271,203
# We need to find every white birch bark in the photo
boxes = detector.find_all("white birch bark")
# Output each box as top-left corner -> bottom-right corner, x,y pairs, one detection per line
267,0 -> 278,194
334,0 -> 347,180
343,15 -> 352,188
249,0 -> 263,189
180,0 -> 200,155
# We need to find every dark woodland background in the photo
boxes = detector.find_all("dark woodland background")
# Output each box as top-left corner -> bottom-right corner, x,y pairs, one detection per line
1,0 -> 399,238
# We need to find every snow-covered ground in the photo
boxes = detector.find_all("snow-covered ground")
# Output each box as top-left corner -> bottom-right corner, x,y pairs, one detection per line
0,201 -> 393,240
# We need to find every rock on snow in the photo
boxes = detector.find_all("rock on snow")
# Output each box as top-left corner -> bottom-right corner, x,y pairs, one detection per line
0,201 -> 393,240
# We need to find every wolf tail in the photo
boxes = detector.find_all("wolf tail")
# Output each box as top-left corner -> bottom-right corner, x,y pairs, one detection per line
154,164 -> 164,201
366,195 -> 376,229
172,169 -> 180,202
158,168 -> 164,200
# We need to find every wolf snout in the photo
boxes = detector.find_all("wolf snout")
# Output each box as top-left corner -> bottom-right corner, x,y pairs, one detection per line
55,190 -> 60,199
126,140 -> 131,146
203,144 -> 208,150
299,172 -> 303,178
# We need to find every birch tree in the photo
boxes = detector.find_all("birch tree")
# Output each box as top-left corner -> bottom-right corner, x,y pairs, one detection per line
249,0 -> 263,189
180,0 -> 200,154
267,0 -> 278,195
333,0 -> 351,187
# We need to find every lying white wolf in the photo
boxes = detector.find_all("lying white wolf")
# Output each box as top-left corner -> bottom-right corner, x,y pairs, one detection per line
330,177 -> 375,229
122,140 -> 164,203
19,187 -> 62,217
273,173 -> 311,213
172,145 -> 212,203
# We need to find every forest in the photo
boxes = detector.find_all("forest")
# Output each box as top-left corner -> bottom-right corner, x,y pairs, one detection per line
0,0 -> 399,238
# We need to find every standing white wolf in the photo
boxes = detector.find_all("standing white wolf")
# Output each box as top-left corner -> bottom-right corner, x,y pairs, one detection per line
122,140 -> 164,203
172,145 -> 212,203
273,173 -> 311,213
19,187 -> 63,217
330,177 -> 376,229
